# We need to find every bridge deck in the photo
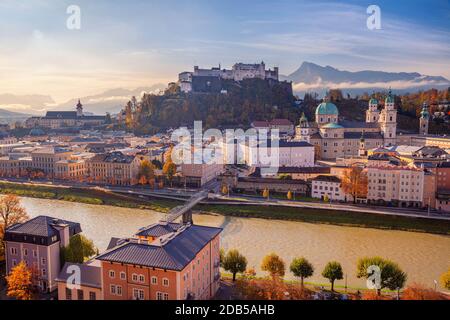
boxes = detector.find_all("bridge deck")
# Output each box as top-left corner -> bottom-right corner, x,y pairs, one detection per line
161,190 -> 209,223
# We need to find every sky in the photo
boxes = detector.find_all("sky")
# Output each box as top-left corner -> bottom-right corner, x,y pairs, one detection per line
0,0 -> 449,107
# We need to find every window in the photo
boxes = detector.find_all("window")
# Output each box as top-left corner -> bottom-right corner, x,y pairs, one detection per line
139,275 -> 145,283
23,248 -> 28,256
117,285 -> 122,296
66,288 -> 72,300
163,278 -> 169,287
89,292 -> 96,300
41,257 -> 46,265
33,250 -> 37,258
132,273 -> 138,282
120,271 -> 126,280
133,289 -> 145,300
110,285 -> 116,295
77,289 -> 84,300
10,247 -> 17,255
42,268 -> 46,276
157,292 -> 163,300
109,270 -> 115,279
151,276 -> 157,285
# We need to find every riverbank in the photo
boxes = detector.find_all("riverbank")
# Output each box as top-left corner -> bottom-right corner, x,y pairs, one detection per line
1,181 -> 449,235
0,181 -> 178,213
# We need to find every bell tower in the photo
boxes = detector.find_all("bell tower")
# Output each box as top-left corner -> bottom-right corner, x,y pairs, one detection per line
366,95 -> 380,123
76,99 -> 83,117
419,102 -> 430,135
379,89 -> 397,146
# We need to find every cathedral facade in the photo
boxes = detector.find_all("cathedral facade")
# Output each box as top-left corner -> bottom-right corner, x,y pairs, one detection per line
295,90 -> 399,160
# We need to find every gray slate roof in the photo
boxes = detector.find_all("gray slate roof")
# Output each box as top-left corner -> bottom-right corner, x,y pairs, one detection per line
97,224 -> 222,271
6,215 -> 81,238
136,222 -> 181,238
56,262 -> 102,288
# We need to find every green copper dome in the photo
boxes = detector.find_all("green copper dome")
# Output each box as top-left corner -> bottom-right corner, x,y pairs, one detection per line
315,101 -> 339,116
385,89 -> 394,104
420,103 -> 430,119
369,97 -> 378,105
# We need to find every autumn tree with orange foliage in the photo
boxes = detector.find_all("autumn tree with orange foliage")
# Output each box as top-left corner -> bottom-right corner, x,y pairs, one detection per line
261,253 -> 285,279
341,165 -> 368,203
362,290 -> 391,300
0,195 -> 29,259
402,283 -> 447,300
6,261 -> 34,300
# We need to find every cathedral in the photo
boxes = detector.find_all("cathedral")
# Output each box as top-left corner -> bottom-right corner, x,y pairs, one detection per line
294,90 -> 424,160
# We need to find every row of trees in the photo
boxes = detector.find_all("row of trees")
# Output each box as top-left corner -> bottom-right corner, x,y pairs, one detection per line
221,165 -> 367,204
220,249 -> 450,297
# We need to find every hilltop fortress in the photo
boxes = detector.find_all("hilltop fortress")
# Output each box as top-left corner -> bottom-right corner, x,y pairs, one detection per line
178,61 -> 288,94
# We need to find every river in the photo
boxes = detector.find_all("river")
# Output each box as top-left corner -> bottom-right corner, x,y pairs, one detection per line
18,197 -> 450,290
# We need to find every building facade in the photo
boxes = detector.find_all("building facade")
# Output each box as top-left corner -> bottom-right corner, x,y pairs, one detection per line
4,216 -> 81,292
87,151 -> 141,185
25,100 -> 106,129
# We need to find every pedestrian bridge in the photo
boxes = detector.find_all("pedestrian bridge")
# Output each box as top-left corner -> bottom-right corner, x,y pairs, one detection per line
161,190 -> 209,223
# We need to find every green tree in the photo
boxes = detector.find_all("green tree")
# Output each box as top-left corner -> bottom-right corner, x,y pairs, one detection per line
322,261 -> 343,291
222,249 -> 248,281
440,268 -> 450,290
356,256 -> 407,296
290,257 -> 314,290
261,253 -> 285,278
60,234 -> 97,264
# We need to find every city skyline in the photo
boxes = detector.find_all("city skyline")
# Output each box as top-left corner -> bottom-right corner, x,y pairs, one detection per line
0,0 -> 449,108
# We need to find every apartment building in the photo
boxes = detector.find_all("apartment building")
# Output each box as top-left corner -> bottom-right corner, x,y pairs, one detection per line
367,155 -> 424,207
436,162 -> 450,212
31,146 -> 73,175
56,261 -> 103,300
90,222 -> 222,300
0,155 -> 32,177
247,140 -> 315,169
180,163 -> 224,187
311,175 -> 351,202
55,159 -> 87,180
4,216 -> 82,292
87,151 -> 141,185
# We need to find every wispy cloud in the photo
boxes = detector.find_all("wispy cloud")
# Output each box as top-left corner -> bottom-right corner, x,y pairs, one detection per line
0,0 -> 448,109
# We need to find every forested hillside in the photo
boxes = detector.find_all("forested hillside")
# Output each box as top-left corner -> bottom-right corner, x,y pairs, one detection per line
121,83 -> 449,135
129,79 -> 299,134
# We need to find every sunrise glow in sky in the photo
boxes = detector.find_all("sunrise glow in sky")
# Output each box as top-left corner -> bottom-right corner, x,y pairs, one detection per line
0,0 -> 449,105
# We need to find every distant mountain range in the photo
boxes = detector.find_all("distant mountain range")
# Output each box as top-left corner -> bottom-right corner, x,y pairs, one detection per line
0,84 -> 165,117
281,62 -> 450,95
0,108 -> 32,118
